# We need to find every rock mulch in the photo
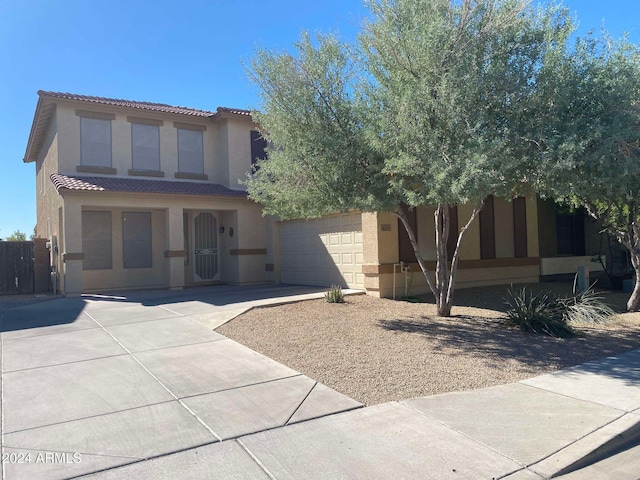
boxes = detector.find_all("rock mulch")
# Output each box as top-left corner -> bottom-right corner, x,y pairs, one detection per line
218,288 -> 640,406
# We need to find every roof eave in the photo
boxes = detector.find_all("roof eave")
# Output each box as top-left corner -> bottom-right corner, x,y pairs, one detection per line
211,109 -> 254,123
23,95 -> 45,163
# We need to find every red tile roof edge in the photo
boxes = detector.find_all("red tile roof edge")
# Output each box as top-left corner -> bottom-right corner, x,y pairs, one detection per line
50,173 -> 248,198
38,91 -> 252,118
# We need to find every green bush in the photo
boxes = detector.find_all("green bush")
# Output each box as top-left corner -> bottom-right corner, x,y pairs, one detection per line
325,285 -> 345,303
504,288 -> 575,338
504,287 -> 615,338
559,288 -> 616,324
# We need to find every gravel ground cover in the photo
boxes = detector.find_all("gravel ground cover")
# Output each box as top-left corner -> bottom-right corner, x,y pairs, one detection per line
218,284 -> 640,406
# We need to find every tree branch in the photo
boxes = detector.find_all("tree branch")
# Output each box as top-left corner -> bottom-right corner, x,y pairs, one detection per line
394,206 -> 439,297
445,199 -> 485,305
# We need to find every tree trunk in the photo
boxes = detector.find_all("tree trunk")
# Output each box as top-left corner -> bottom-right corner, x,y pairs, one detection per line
584,205 -> 640,312
396,206 -> 439,299
434,205 -> 451,316
627,252 -> 640,312
395,201 -> 484,317
445,201 -> 484,310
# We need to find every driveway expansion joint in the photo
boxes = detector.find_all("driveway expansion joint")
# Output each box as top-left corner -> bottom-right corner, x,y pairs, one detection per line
517,380 -> 631,413
398,400 -> 527,465
82,310 -> 223,442
236,439 -> 278,480
177,373 -> 305,401
57,440 -> 222,480
2,399 -> 178,435
1,353 -> 129,375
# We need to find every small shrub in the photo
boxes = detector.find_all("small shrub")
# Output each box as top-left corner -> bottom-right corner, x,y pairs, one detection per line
504,287 -> 616,338
325,285 -> 345,303
504,288 -> 576,338
559,288 -> 616,324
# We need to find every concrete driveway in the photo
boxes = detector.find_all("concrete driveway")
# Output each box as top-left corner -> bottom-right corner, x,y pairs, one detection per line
0,285 -> 363,479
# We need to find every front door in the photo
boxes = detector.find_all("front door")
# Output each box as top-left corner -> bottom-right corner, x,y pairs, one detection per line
193,212 -> 219,282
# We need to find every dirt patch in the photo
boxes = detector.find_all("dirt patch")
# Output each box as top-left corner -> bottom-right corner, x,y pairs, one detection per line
218,286 -> 640,406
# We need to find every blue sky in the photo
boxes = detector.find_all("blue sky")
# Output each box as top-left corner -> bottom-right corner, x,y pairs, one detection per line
1,0 -> 638,239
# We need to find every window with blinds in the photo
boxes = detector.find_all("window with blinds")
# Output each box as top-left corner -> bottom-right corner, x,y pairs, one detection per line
80,117 -> 112,167
177,128 -> 204,174
132,123 -> 160,171
82,211 -> 112,270
122,212 -> 152,269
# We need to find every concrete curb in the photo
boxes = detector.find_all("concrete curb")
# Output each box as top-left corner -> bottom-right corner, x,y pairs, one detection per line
208,289 -> 365,330
536,413 -> 640,478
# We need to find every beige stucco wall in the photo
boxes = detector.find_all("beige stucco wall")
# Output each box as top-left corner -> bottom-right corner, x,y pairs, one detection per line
216,120 -> 231,187
235,205 -> 269,283
413,203 -> 498,261
56,191 -> 270,293
377,263 -> 540,299
364,196 -> 541,298
81,207 -> 168,291
54,102 -> 227,184
226,117 -> 254,190
218,210 -> 239,283
35,110 -> 60,236
457,203 -> 482,260
540,256 -> 603,276
362,212 -> 398,295
34,109 -> 65,291
417,207 -> 436,260
526,195 -> 540,258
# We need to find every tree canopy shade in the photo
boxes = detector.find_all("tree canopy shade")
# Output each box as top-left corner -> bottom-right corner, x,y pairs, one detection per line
534,33 -> 640,311
246,0 -> 574,316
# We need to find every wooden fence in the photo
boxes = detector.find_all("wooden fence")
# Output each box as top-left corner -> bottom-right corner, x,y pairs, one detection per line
0,239 -> 50,295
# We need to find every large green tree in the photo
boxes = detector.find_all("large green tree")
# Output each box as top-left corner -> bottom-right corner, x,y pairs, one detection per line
247,0 -> 572,316
534,34 -> 640,311
6,230 -> 27,242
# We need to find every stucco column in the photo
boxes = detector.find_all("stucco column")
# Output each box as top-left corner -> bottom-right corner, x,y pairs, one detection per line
61,200 -> 83,296
361,212 -> 400,298
166,206 -> 185,290
526,194 -> 540,258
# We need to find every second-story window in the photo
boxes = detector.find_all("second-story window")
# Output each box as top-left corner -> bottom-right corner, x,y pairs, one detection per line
80,117 -> 112,167
132,123 -> 160,171
177,128 -> 204,174
250,130 -> 268,170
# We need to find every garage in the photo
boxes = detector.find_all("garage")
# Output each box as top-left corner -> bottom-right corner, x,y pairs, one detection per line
279,212 -> 364,289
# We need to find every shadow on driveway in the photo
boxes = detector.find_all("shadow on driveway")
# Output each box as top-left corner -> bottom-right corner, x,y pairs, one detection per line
0,284 -> 328,335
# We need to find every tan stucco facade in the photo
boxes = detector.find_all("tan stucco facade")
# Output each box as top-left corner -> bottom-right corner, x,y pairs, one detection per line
52,191 -> 271,293
362,197 -> 541,298
26,92 -> 273,295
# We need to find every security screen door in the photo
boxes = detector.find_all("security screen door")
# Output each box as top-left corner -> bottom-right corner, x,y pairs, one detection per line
193,212 -> 219,281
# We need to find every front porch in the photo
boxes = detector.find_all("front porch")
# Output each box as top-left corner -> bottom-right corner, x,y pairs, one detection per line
53,193 -> 272,295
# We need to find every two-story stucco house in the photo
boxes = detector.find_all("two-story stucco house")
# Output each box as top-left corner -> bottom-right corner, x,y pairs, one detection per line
24,91 -> 274,295
23,90 -> 605,297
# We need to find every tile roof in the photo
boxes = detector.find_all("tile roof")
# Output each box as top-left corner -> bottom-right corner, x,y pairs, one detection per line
50,173 -> 248,198
216,106 -> 252,117
38,91 -> 251,118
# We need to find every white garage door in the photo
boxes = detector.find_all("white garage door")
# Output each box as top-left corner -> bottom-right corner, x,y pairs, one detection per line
279,212 -> 364,289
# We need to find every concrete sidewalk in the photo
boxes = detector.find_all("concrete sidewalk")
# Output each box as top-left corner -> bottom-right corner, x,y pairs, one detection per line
1,285 -> 639,479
